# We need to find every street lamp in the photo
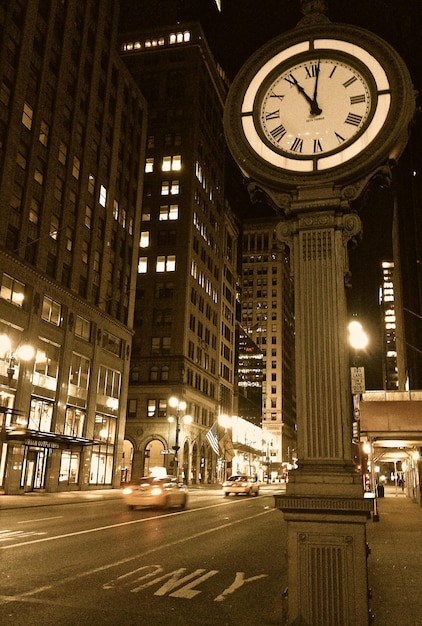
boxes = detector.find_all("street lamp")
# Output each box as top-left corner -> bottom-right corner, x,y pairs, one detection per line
348,320 -> 368,355
168,396 -> 192,482
0,334 -> 35,385
262,437 -> 273,484
218,413 -> 231,482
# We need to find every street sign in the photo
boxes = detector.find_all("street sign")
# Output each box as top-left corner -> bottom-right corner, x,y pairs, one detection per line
350,366 -> 365,395
160,449 -> 173,455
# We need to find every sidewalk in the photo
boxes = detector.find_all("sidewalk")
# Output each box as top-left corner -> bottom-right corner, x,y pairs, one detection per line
0,488 -> 121,509
366,485 -> 422,625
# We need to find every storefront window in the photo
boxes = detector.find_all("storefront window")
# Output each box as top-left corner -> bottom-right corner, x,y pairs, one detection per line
28,398 -> 53,432
89,446 -> 113,484
64,407 -> 85,438
59,450 -> 80,484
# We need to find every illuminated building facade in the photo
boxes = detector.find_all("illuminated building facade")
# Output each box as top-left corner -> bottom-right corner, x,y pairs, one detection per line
237,325 -> 264,427
119,23 -> 239,483
241,218 -> 296,476
0,1 -> 146,494
379,262 -> 401,390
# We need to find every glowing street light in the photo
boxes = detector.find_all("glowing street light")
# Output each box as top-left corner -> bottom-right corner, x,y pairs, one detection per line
0,334 -> 35,384
348,320 -> 368,351
168,396 -> 192,482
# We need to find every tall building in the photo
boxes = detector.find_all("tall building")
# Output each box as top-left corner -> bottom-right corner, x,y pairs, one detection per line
237,325 -> 264,427
379,260 -> 408,391
0,1 -> 146,494
241,218 -> 296,476
119,22 -> 240,483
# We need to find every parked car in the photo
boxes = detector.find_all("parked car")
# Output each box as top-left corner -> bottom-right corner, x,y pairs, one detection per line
121,476 -> 188,510
222,475 -> 260,497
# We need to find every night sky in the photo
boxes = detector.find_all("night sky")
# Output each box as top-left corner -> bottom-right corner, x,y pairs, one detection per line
120,1 -> 422,388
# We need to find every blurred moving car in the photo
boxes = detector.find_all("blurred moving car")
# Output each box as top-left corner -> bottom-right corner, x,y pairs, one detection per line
122,476 -> 188,510
222,475 -> 260,497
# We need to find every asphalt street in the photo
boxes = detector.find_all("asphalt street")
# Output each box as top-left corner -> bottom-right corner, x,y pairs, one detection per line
0,487 -> 287,626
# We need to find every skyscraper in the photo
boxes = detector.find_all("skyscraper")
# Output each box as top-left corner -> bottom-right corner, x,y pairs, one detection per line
241,218 -> 296,477
0,1 -> 146,494
119,22 -> 239,483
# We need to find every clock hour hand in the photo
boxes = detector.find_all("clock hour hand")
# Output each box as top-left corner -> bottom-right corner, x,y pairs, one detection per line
292,74 -> 322,116
291,76 -> 314,108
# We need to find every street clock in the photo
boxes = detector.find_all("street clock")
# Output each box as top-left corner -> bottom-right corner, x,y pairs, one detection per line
224,21 -> 415,191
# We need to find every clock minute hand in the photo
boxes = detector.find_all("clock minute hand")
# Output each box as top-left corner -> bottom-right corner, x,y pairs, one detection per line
311,63 -> 322,116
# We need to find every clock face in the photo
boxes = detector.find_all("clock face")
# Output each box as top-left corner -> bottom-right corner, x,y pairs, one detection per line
225,25 -> 415,190
259,56 -> 373,159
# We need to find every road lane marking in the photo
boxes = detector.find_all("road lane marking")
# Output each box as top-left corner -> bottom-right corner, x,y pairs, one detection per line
18,516 -> 63,524
105,564 -> 268,601
0,499 -> 270,550
214,571 -> 268,602
1,509 -> 275,601
0,530 -> 47,542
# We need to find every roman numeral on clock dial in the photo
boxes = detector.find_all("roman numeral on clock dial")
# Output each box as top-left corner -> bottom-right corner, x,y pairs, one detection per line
270,123 -> 287,142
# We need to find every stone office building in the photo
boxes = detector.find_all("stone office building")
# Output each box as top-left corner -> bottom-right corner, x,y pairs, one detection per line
119,22 -> 239,483
0,0 -> 147,494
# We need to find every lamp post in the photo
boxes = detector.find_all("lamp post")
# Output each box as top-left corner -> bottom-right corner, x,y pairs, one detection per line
0,334 -> 35,386
218,413 -> 231,482
168,396 -> 192,482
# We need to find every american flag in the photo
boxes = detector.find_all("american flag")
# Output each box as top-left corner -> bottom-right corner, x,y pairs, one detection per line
206,423 -> 220,455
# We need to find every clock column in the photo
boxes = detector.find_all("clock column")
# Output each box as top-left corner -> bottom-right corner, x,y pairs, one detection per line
271,189 -> 372,626
276,208 -> 363,489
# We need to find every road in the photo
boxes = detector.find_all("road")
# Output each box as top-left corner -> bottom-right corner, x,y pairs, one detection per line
0,486 -> 287,625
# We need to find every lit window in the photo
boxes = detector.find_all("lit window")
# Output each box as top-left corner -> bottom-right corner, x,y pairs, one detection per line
29,198 -> 39,224
88,174 -> 95,194
162,155 -> 181,171
113,199 -> 119,220
0,274 -> 25,307
138,257 -> 148,273
39,120 -> 49,146
72,156 -> 80,179
34,169 -> 44,185
195,161 -> 203,182
22,102 -> 33,129
145,158 -> 154,173
170,180 -> 179,194
140,231 -> 150,248
85,205 -> 92,228
99,185 -> 107,207
156,255 -> 176,272
66,227 -> 73,251
162,157 -> 171,172
159,204 -> 179,220
142,211 -> 151,221
50,215 -> 59,240
41,295 -> 61,325
69,353 -> 90,390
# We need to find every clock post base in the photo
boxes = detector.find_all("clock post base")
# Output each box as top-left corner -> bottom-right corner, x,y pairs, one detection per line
275,492 -> 373,626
